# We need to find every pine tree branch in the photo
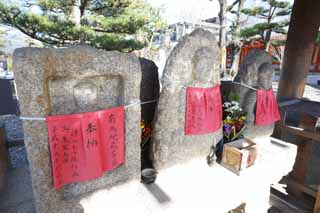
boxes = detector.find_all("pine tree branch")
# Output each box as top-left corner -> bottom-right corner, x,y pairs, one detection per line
0,0 -> 165,52
227,0 -> 240,12
256,15 -> 269,19
270,6 -> 277,20
80,0 -> 89,16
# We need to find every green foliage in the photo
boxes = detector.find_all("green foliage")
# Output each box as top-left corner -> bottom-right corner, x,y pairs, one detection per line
222,90 -> 240,104
271,39 -> 286,46
241,7 -> 269,17
228,92 -> 240,102
316,32 -> 320,44
7,56 -> 12,71
240,0 -> 291,44
0,28 -> 6,48
263,0 -> 290,8
0,0 -> 166,52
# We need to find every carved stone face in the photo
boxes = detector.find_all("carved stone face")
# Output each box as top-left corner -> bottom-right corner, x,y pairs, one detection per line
242,64 -> 258,87
192,47 -> 215,84
234,49 -> 274,89
73,81 -> 98,111
257,63 -> 273,89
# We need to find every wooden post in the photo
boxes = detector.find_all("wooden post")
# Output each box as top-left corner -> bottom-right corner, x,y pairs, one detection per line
277,0 -> 320,99
315,186 -> 320,213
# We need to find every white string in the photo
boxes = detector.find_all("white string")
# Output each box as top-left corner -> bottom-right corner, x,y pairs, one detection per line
162,74 -> 258,91
20,100 -> 158,121
20,116 -> 46,121
231,81 -> 258,91
19,81 -> 261,121
124,100 -> 158,109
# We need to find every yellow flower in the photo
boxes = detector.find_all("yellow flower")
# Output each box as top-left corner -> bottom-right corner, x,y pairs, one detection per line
239,115 -> 246,121
226,120 -> 235,125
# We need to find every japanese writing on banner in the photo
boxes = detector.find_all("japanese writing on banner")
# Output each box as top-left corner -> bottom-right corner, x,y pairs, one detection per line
46,106 -> 125,190
255,89 -> 281,126
46,114 -> 85,189
99,107 -> 125,171
185,85 -> 222,135
81,112 -> 103,180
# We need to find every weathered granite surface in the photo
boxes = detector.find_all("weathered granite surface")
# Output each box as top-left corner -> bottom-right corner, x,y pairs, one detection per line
151,28 -> 223,170
234,48 -> 273,89
222,49 -> 275,139
13,46 -> 141,212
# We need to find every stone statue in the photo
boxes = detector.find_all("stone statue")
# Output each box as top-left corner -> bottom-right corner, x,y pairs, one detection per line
151,28 -> 222,170
222,48 -> 276,139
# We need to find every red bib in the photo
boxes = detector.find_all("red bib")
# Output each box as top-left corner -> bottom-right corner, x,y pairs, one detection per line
185,85 -> 222,135
255,89 -> 281,125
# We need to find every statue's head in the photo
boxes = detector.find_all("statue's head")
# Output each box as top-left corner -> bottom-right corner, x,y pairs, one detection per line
192,47 -> 216,84
73,81 -> 98,111
234,49 -> 274,89
258,63 -> 274,89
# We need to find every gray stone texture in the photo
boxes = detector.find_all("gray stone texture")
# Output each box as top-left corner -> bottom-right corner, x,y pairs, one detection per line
0,165 -> 35,213
139,57 -> 160,124
13,46 -> 142,212
0,115 -> 28,168
151,28 -> 223,170
0,115 -> 24,141
222,49 -> 275,139
234,49 -> 273,89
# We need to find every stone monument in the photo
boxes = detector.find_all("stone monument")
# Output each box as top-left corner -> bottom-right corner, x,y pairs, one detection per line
221,48 -> 275,139
151,28 -> 223,170
13,46 -> 141,212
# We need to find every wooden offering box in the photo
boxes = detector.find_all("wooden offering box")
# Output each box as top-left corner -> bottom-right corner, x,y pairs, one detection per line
221,138 -> 257,175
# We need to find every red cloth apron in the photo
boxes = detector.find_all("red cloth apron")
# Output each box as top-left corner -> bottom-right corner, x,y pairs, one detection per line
255,89 -> 281,125
185,85 -> 222,135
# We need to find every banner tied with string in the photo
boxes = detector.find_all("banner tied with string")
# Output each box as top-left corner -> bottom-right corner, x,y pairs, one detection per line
46,106 -> 125,189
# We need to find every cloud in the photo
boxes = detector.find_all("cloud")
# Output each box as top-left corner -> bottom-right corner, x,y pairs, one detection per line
147,0 -> 294,24
147,0 -> 220,24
